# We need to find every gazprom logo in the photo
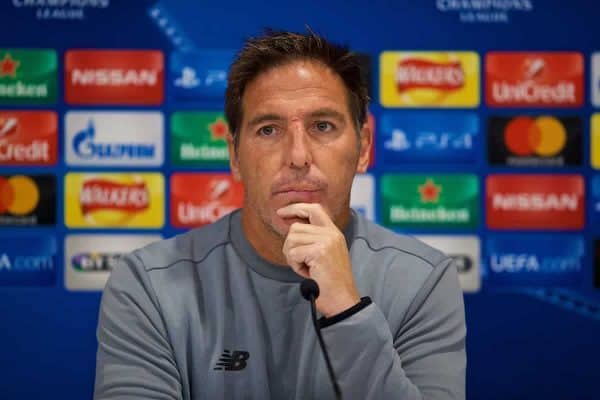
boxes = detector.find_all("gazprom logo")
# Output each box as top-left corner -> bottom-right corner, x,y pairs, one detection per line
73,120 -> 155,160
66,112 -> 164,167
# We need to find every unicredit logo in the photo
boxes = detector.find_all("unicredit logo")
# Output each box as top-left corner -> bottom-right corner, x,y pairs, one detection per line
0,117 -> 49,163
396,59 -> 464,91
486,52 -> 583,107
80,179 -> 149,215
170,174 -> 243,228
486,174 -> 584,229
0,117 -> 17,137
491,78 -> 575,104
72,120 -> 155,159
0,112 -> 57,166
177,179 -> 236,225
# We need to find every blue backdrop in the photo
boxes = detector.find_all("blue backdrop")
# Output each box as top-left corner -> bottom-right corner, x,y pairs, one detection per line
0,1 -> 599,399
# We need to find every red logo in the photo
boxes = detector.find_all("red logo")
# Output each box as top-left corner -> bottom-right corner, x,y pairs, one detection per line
80,179 -> 149,215
170,173 -> 244,228
486,52 -> 583,107
209,118 -> 229,140
0,54 -> 19,77
486,174 -> 584,229
396,59 -> 464,92
419,178 -> 442,203
503,116 -> 567,156
65,50 -> 164,105
0,111 -> 57,166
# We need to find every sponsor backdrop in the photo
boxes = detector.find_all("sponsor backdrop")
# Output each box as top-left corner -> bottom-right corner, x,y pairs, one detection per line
0,1 -> 599,399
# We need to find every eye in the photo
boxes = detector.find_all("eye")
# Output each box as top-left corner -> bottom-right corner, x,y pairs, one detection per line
258,125 -> 277,136
315,121 -> 334,133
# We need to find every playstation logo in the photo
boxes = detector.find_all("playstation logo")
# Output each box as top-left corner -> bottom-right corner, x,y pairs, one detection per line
174,66 -> 200,89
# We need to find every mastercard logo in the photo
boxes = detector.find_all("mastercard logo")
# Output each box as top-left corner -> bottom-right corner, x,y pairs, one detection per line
0,175 -> 39,215
504,116 -> 566,157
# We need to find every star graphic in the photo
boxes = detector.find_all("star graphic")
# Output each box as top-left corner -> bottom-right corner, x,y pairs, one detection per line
418,178 -> 442,203
209,118 -> 229,141
0,54 -> 20,78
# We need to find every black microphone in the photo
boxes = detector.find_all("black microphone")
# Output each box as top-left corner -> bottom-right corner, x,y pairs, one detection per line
300,279 -> 342,400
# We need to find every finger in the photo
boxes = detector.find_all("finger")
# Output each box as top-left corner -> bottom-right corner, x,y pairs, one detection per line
283,232 -> 323,254
284,244 -> 315,278
277,203 -> 310,219
287,222 -> 328,235
286,243 -> 323,269
277,203 -> 334,227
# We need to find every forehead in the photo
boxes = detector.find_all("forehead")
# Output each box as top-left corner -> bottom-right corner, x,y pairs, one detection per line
240,60 -> 350,120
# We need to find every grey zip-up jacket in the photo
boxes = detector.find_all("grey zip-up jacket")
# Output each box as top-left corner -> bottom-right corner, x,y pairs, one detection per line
94,210 -> 466,399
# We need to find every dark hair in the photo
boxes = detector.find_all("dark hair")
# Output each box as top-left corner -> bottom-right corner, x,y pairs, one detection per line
225,28 -> 370,148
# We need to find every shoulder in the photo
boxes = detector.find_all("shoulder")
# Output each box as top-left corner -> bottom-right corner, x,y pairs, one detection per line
131,213 -> 233,273
351,212 -> 449,272
350,212 -> 458,327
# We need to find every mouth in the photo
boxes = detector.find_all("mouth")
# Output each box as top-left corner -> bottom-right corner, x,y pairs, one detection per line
273,189 -> 322,203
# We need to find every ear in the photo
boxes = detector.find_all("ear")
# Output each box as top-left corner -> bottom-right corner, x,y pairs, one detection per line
356,115 -> 372,174
227,133 -> 242,181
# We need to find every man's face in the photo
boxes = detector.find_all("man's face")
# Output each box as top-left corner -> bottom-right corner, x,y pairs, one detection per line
227,60 -> 371,238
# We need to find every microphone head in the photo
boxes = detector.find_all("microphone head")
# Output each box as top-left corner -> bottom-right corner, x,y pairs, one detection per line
300,278 -> 320,301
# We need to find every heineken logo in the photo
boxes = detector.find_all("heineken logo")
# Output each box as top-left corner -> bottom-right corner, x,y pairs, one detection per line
0,54 -> 19,78
0,49 -> 57,105
418,178 -> 442,203
171,112 -> 230,166
209,118 -> 229,140
381,174 -> 479,229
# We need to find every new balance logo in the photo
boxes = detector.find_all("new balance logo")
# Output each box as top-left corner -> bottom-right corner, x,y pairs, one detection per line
213,349 -> 250,371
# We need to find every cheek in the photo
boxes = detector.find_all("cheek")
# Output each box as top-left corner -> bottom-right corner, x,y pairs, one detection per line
238,153 -> 276,197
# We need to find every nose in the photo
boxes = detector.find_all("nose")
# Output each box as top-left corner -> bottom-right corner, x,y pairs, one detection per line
286,127 -> 312,169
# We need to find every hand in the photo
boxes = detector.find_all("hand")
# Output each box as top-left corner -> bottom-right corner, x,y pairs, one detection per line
277,203 -> 361,318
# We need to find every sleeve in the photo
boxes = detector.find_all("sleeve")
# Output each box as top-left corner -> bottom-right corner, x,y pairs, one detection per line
94,254 -> 183,400
321,257 -> 466,400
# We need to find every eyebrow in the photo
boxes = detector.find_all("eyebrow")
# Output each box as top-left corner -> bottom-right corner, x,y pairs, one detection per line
246,113 -> 285,129
307,108 -> 346,123
246,108 -> 347,129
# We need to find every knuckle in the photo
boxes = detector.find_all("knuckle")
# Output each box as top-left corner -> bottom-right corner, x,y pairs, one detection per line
317,245 -> 326,257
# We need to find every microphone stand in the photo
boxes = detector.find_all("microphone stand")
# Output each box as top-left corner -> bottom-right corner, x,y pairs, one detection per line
301,279 -> 342,400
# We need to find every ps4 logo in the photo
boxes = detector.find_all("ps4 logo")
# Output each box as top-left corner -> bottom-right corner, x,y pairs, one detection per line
384,129 -> 474,151
174,66 -> 226,89
72,120 -> 156,160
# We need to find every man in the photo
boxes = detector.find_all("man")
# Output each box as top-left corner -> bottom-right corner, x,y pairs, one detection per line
94,30 -> 466,399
